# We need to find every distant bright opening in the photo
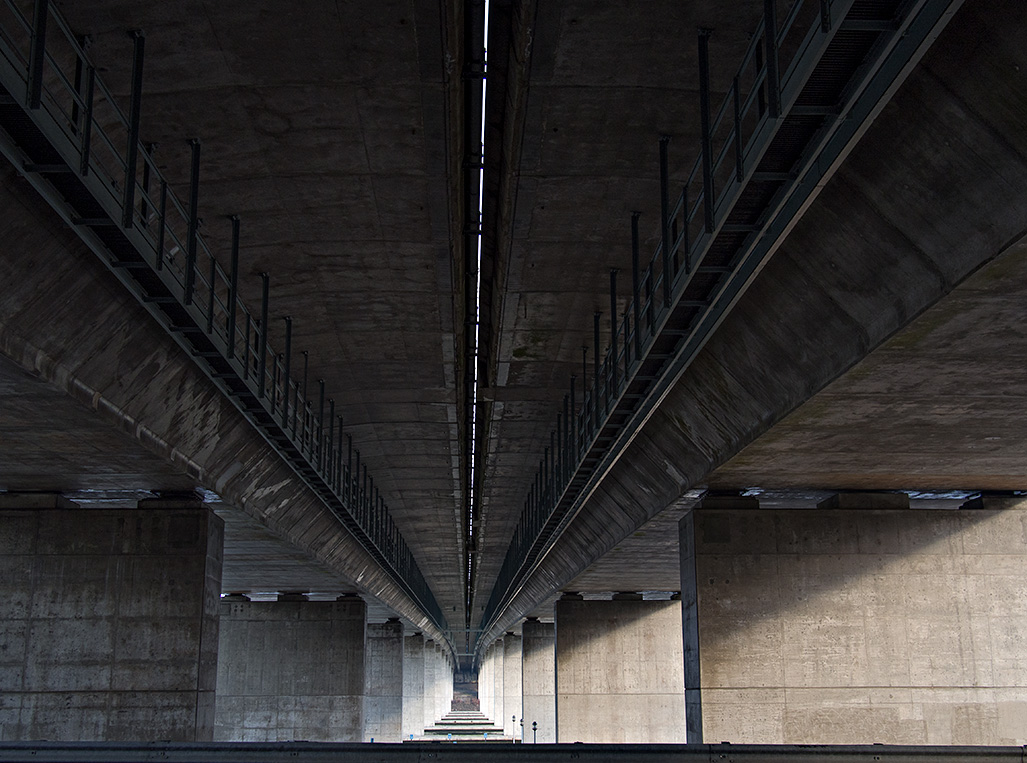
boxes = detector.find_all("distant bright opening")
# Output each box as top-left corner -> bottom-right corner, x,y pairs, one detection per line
468,0 -> 490,587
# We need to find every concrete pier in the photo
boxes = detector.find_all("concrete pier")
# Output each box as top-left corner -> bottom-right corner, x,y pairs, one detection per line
680,501 -> 1027,744
214,594 -> 365,741
364,620 -> 404,741
503,634 -> 522,738
555,595 -> 685,743
492,637 -> 506,729
402,633 -> 425,740
521,618 -> 556,743
0,494 -> 222,741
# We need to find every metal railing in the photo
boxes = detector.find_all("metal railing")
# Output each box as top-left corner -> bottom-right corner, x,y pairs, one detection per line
478,0 -> 955,646
0,0 -> 446,633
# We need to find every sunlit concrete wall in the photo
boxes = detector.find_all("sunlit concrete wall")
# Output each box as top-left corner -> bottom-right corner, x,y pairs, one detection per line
555,597 -> 685,742
681,502 -> 1027,744
521,619 -> 555,742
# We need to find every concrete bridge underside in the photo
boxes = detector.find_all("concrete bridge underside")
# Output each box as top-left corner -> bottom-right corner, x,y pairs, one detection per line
0,0 -> 1025,687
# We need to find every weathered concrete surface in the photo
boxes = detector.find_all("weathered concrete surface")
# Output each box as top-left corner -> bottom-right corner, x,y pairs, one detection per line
492,637 -> 506,732
214,596 -> 365,742
402,634 -> 426,739
422,640 -> 439,730
479,0 -> 1027,644
707,230 -> 1027,489
0,500 -> 222,741
479,643 -> 493,723
681,502 -> 1027,745
502,634 -> 522,737
521,619 -> 555,743
364,620 -> 404,742
555,598 -> 684,743
0,156 -> 449,646
433,642 -> 454,723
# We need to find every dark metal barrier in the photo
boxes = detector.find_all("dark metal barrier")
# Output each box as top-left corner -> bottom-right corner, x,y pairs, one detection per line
0,0 -> 446,634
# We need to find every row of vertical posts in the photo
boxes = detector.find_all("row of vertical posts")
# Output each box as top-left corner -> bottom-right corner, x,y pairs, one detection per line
12,0 -> 444,630
483,1 -> 791,627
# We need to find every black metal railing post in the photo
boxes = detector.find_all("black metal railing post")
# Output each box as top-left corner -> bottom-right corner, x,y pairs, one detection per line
659,136 -> 672,307
592,312 -> 600,431
299,350 -> 309,440
346,434 -> 353,507
281,316 -> 292,426
257,273 -> 269,398
569,376 -> 577,457
336,415 -> 344,493
206,254 -> 216,333
764,0 -> 781,118
733,75 -> 744,182
224,217 -> 240,357
698,28 -> 715,234
79,66 -> 95,176
609,269 -> 618,395
27,0 -> 48,109
140,143 -> 154,227
155,179 -> 167,270
122,30 -> 145,229
631,212 -> 642,359
327,398 -> 335,481
184,139 -> 201,304
317,379 -> 326,471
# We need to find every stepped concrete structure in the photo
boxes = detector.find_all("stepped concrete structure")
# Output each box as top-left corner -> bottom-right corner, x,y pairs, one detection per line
1,0 -> 1026,751
420,709 -> 511,743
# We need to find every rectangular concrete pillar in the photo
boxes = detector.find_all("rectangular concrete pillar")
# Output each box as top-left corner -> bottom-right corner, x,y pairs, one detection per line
503,634 -> 522,738
521,619 -> 555,743
555,596 -> 685,743
364,620 -> 404,742
681,504 -> 1027,745
402,633 -> 425,740
479,645 -> 492,721
214,595 -> 365,741
422,640 -> 437,729
436,645 -> 452,718
492,637 -> 505,728
0,496 -> 223,741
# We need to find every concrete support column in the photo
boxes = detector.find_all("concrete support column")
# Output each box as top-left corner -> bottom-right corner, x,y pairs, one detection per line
215,593 -> 365,741
364,619 -> 403,742
503,633 -> 522,738
555,593 -> 685,743
402,633 -> 425,740
521,618 -> 555,743
0,493 -> 223,741
680,498 -> 1027,745
445,651 -> 454,713
435,643 -> 451,718
492,637 -> 505,727
422,640 -> 437,729
479,646 -> 492,721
